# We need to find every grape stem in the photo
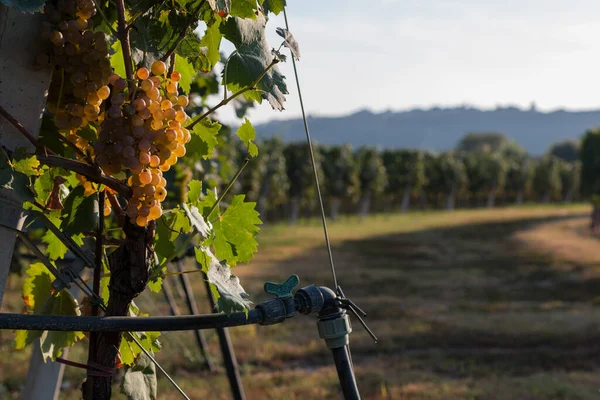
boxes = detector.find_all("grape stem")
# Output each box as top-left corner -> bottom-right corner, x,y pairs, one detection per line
186,58 -> 279,130
115,0 -> 135,95
106,191 -> 125,222
0,105 -> 55,155
38,155 -> 132,199
159,0 -> 207,63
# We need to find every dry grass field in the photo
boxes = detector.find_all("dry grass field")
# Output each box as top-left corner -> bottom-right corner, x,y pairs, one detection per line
2,204 -> 600,399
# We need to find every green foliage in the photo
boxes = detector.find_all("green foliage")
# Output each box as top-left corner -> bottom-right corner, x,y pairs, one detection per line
119,331 -> 161,366
235,118 -> 258,156
190,119 -> 222,159
382,149 -> 426,197
548,140 -> 580,162
505,157 -> 535,198
559,160 -> 581,201
195,246 -> 251,315
285,142 -> 323,205
211,194 -> 261,265
356,147 -> 387,196
60,186 -> 99,235
221,14 -> 288,109
174,55 -> 195,94
533,156 -> 562,201
14,263 -> 84,361
463,151 -> 507,194
435,152 -> 468,194
579,128 -> 600,198
457,132 -> 526,161
321,144 -> 360,201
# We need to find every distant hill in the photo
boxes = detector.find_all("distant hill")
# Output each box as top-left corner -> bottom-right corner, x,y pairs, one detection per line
254,106 -> 600,155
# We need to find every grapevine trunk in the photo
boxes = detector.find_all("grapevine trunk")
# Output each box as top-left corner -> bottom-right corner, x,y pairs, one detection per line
82,221 -> 153,400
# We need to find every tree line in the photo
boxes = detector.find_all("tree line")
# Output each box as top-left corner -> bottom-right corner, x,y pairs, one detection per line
179,131 -> 585,224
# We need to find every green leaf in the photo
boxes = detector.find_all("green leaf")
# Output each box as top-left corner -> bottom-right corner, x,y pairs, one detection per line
110,41 -> 127,78
14,262 -> 84,360
155,208 -> 193,264
187,180 -> 202,204
263,0 -> 285,15
119,332 -> 161,367
13,156 -> 41,176
0,0 -> 45,12
190,119 -> 221,159
235,118 -> 258,157
212,194 -> 261,265
60,186 -> 99,235
195,247 -> 251,315
221,14 -> 288,110
230,0 -> 257,19
121,351 -> 157,400
174,54 -> 195,95
199,18 -> 223,71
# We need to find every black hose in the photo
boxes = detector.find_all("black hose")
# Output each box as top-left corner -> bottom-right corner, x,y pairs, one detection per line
331,346 -> 361,400
0,309 -> 264,332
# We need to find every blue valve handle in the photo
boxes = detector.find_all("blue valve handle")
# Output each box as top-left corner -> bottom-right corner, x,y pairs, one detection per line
264,275 -> 300,299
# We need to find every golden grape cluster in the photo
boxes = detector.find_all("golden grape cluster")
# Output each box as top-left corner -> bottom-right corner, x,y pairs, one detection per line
40,2 -> 192,226
94,61 -> 191,226
41,0 -> 112,137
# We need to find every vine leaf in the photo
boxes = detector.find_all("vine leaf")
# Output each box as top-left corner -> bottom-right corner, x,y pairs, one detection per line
189,118 -> 221,159
212,194 -> 261,265
187,179 -> 203,204
60,185 -> 99,236
13,155 -> 42,176
276,27 -> 300,61
220,14 -> 288,110
263,0 -> 285,15
235,118 -> 258,157
174,54 -> 195,94
230,0 -> 257,19
0,148 -> 36,203
0,0 -> 45,12
119,331 -> 161,366
13,263 -> 84,360
120,351 -> 158,400
110,41 -> 127,79
195,247 -> 251,315
155,208 -> 193,266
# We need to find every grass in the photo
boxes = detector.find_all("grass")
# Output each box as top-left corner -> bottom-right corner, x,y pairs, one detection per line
3,203 -> 600,399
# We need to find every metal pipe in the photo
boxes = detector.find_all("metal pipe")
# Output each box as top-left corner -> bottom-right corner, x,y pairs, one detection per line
331,346 -> 360,400
0,309 -> 264,332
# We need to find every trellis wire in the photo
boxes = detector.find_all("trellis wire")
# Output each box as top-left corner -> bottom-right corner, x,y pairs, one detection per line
282,6 -> 339,291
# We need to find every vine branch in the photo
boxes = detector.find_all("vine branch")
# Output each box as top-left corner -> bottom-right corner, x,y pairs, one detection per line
116,0 -> 135,94
38,155 -> 132,198
186,58 -> 279,130
0,105 -> 54,155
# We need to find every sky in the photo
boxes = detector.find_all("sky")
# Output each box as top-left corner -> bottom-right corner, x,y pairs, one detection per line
216,0 -> 600,124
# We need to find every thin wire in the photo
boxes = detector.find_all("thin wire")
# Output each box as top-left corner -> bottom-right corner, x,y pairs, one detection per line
283,6 -> 338,290
17,232 -> 190,399
126,332 -> 191,400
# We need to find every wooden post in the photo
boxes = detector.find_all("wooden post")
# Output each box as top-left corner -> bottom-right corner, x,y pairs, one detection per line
175,260 -> 215,372
0,5 -> 61,400
201,267 -> 247,400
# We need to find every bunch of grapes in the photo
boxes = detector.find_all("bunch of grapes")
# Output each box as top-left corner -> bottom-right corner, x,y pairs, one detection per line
94,61 -> 191,226
40,0 -> 112,139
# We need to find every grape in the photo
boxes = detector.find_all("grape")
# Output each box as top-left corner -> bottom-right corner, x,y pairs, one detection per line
166,82 -> 178,94
177,95 -> 189,107
148,205 -> 162,220
139,169 -> 152,184
170,71 -> 181,82
160,100 -> 173,111
141,79 -> 154,92
151,60 -> 167,76
137,67 -> 150,80
97,86 -> 110,100
135,215 -> 148,227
